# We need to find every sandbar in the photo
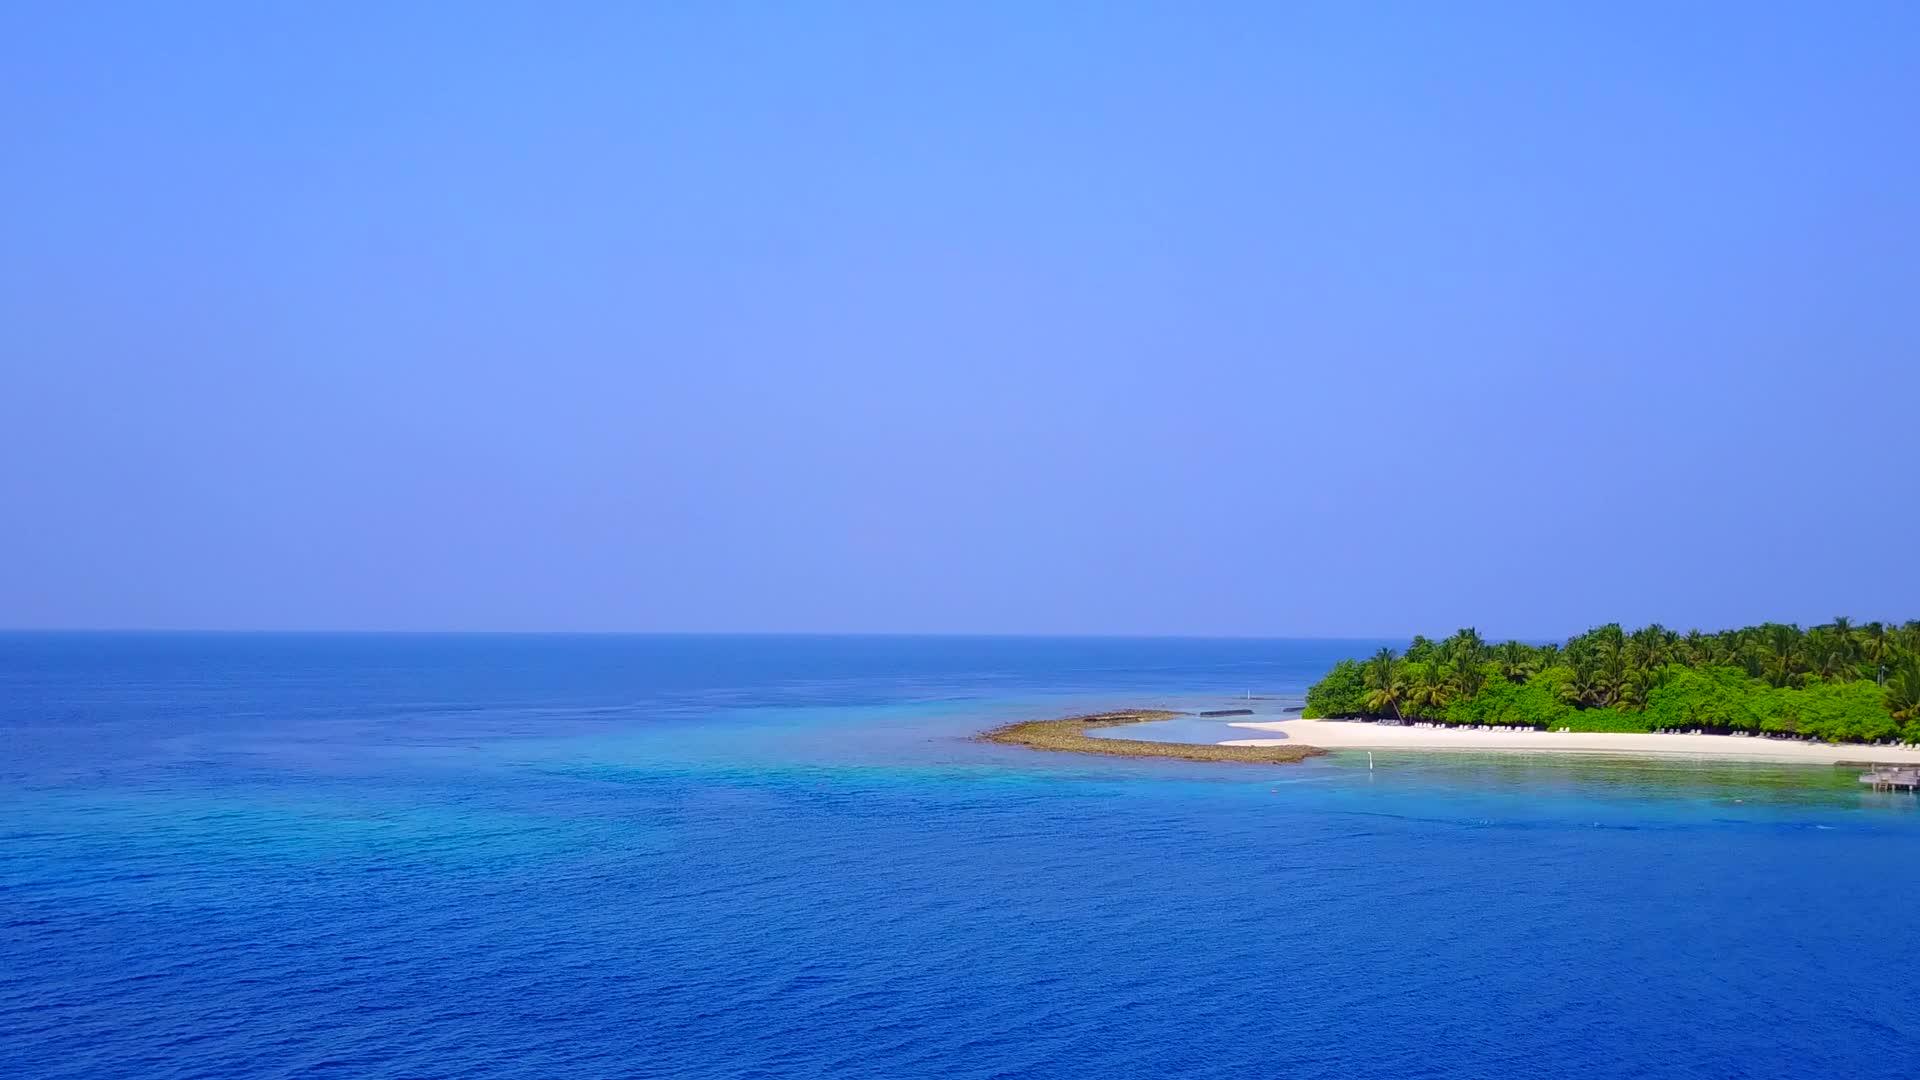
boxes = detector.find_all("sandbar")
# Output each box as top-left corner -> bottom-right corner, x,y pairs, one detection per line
980,710 -> 1324,764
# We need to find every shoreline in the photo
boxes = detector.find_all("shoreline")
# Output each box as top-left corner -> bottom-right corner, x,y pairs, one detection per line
979,710 -> 1324,765
1225,719 -> 1920,765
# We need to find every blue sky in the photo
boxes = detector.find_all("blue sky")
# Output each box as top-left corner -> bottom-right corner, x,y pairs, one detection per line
2,2 -> 1916,637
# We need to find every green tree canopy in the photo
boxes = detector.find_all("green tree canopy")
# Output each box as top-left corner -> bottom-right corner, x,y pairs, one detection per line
1302,618 -> 1920,745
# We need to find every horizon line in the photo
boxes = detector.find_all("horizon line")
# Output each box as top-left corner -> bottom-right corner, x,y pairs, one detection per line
0,627 -> 1441,641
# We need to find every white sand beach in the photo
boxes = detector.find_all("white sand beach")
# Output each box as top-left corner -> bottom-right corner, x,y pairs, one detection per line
1223,718 -> 1920,765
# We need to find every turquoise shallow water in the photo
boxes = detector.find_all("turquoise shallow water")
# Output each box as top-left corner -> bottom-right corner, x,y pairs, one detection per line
3,633 -> 1918,1079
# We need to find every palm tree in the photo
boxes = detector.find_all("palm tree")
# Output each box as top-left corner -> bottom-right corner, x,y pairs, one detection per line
1365,674 -> 1407,721
1750,623 -> 1805,688
1562,665 -> 1609,709
1628,624 -> 1675,668
1598,648 -> 1629,707
1822,617 -> 1859,673
1804,627 -> 1851,682
1617,669 -> 1652,711
1447,627 -> 1488,667
1363,648 -> 1404,721
1403,663 -> 1451,719
1886,659 -> 1920,723
1721,632 -> 1741,664
1587,623 -> 1627,652
1449,658 -> 1487,701
1681,630 -> 1711,666
1623,634 -> 1666,695
1494,641 -> 1538,683
1859,622 -> 1894,684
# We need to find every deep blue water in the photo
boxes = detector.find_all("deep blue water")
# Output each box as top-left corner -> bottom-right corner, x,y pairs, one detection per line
4,633 -> 1918,1079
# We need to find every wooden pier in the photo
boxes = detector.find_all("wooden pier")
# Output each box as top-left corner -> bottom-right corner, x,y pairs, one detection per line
1860,767 -> 1920,792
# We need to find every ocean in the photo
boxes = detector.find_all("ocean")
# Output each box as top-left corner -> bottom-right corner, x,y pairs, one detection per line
4,633 -> 1917,1079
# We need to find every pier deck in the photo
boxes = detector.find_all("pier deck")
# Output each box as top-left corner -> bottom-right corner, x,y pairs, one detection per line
1860,767 -> 1920,791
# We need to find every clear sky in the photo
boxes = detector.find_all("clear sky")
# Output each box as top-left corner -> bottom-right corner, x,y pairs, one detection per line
2,2 -> 1916,638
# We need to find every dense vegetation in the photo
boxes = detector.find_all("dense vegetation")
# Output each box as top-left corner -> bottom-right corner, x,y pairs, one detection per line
1304,620 -> 1920,745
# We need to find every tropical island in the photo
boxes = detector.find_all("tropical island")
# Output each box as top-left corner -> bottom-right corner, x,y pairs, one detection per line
1298,619 -> 1920,744
975,621 -> 1920,769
